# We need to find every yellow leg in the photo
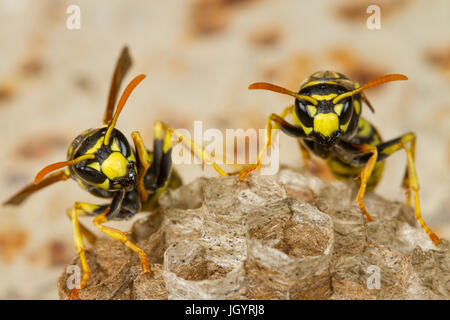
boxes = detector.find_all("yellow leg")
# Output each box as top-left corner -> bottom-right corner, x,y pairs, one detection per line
401,133 -> 417,207
377,132 -> 439,245
238,105 -> 301,181
353,144 -> 377,222
67,204 -> 92,300
65,209 -> 97,246
401,140 -> 440,245
131,131 -> 151,202
238,112 -> 296,181
156,120 -> 228,177
93,210 -> 151,274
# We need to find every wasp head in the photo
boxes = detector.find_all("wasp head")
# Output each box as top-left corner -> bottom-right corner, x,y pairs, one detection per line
67,127 -> 137,191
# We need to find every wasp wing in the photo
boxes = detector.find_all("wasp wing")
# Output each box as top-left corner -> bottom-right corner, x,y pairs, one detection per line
103,46 -> 132,125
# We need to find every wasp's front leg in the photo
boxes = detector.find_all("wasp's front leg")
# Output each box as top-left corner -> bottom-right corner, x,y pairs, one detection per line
67,201 -> 104,300
239,106 -> 307,181
67,192 -> 149,299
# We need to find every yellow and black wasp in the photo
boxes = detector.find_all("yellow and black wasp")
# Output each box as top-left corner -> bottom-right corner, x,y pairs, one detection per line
239,70 -> 440,245
3,46 -> 226,299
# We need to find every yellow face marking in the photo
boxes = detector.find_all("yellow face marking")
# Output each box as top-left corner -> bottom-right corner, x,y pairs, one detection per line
291,108 -> 313,134
101,152 -> 128,180
111,139 -> 121,152
87,161 -> 101,172
311,93 -> 337,101
301,80 -> 338,89
354,100 -> 360,114
313,113 -> 339,137
307,105 -> 317,117
85,136 -> 104,155
334,103 -> 343,115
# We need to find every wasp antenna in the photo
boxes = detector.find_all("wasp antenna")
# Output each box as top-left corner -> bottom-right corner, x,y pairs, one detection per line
104,74 -> 146,146
362,94 -> 376,113
34,154 -> 95,185
249,82 -> 318,106
333,74 -> 408,104
360,74 -> 408,91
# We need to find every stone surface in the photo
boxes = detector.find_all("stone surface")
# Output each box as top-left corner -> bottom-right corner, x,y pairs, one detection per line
58,169 -> 450,300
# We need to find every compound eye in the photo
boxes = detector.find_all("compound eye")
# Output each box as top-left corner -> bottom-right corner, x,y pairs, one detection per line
335,98 -> 353,125
113,131 -> 131,157
295,99 -> 314,128
75,162 -> 106,184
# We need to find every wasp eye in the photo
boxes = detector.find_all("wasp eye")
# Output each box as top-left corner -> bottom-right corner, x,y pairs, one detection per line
295,99 -> 314,127
335,98 -> 353,125
75,162 -> 106,184
113,130 -> 131,157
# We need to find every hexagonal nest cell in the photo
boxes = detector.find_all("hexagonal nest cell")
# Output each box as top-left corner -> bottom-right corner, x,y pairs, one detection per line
58,169 -> 450,300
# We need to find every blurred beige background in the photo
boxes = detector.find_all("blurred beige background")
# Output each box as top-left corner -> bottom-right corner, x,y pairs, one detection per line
0,0 -> 449,299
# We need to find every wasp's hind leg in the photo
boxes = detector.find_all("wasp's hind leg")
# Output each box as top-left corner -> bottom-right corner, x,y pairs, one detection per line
376,132 -> 440,245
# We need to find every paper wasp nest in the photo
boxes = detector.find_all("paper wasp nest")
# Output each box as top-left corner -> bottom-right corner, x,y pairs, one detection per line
58,169 -> 450,300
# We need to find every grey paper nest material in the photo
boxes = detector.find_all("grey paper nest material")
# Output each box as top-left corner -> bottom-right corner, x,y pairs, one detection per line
58,169 -> 450,300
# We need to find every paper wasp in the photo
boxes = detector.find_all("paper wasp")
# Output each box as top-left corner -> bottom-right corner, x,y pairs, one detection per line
240,70 -> 440,245
3,47 -> 227,299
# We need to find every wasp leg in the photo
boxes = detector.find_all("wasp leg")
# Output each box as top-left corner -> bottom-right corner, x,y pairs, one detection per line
65,209 -> 97,245
144,121 -> 171,190
239,110 -> 307,181
401,133 -> 416,207
67,201 -> 102,300
93,210 -> 151,274
156,120 -> 229,177
351,144 -> 378,222
131,131 -> 151,202
3,169 -> 70,206
375,132 -> 440,245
